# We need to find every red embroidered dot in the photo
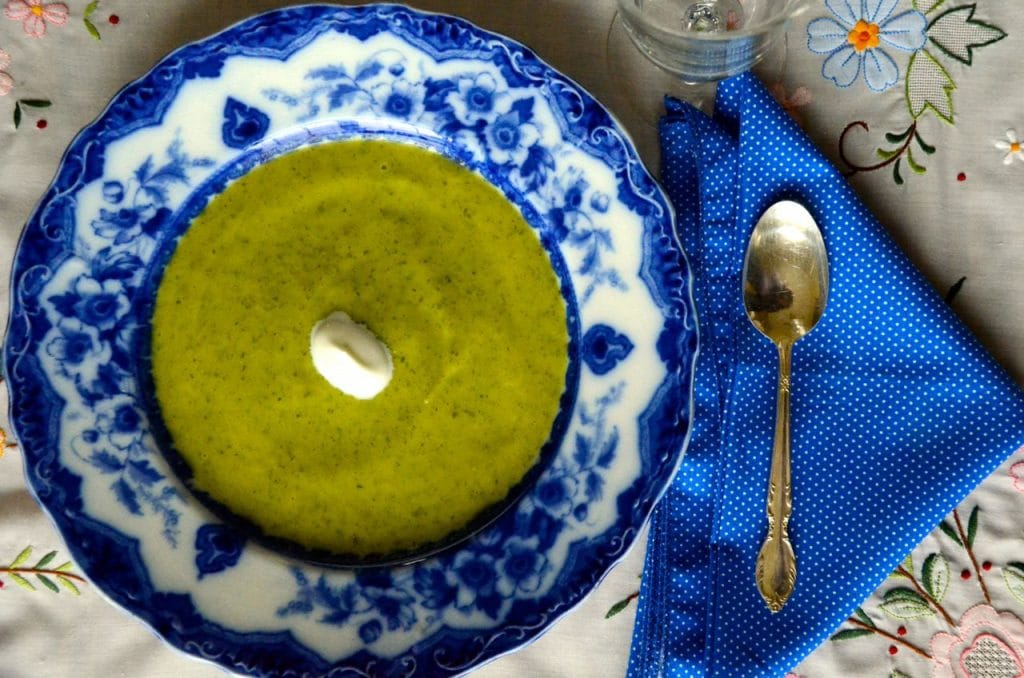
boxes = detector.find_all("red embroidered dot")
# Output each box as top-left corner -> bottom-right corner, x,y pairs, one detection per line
888,645 -> 898,655
983,561 -> 993,571
35,119 -> 48,129
0,579 -> 5,588
897,626 -> 907,636
961,569 -> 971,580
108,14 -> 120,25
957,172 -> 967,182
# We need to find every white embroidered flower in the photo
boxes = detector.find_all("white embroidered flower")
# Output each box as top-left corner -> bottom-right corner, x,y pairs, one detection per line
995,129 -> 1024,165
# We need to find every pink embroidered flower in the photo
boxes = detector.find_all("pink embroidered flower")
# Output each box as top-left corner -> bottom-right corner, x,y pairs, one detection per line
930,604 -> 1024,677
4,0 -> 68,38
0,48 -> 13,96
1011,460 -> 1024,493
769,83 -> 812,125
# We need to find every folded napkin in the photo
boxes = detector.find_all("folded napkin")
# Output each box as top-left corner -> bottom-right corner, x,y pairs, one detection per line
627,73 -> 1024,677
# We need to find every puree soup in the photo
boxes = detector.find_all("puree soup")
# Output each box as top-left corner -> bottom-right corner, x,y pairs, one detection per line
149,139 -> 569,560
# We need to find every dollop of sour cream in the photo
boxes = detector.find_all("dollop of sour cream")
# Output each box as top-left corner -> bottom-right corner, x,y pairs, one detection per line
310,311 -> 393,399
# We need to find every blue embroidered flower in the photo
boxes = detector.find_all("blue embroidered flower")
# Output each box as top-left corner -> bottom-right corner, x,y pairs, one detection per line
485,109 -> 541,165
807,0 -> 927,92
370,78 -> 425,120
447,73 -> 509,126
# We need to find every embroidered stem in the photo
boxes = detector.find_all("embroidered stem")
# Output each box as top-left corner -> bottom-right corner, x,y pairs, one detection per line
896,564 -> 956,628
838,120 -> 917,178
953,508 -> 991,604
0,567 -> 86,583
846,618 -> 932,659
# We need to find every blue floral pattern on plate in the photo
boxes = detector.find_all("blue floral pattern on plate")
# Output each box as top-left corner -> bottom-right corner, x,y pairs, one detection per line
4,5 -> 697,676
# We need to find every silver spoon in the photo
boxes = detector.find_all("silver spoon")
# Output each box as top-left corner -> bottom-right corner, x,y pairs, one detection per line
741,200 -> 829,612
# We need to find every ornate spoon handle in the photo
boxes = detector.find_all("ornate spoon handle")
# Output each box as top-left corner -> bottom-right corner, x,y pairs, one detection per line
755,341 -> 796,612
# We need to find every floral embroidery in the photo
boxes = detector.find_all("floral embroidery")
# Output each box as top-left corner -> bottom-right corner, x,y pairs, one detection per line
807,0 -> 927,92
929,605 -> 1024,677
1,545 -> 84,594
0,48 -> 12,96
995,129 -> 1024,165
4,0 -> 68,38
808,1 -> 1007,184
1011,460 -> 1024,493
769,82 -> 812,125
825,502 -> 1024,675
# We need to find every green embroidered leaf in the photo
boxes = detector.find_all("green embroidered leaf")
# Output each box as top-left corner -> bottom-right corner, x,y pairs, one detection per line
892,671 -> 913,678
906,50 -> 955,124
939,520 -> 962,546
56,575 -> 81,596
885,126 -> 914,144
1004,562 -> 1024,604
605,593 -> 637,618
967,506 -> 980,547
928,6 -> 1007,65
34,550 -> 57,569
84,18 -> 101,41
830,628 -> 874,642
55,561 -> 74,572
9,572 -> 35,591
9,546 -> 33,568
891,557 -> 910,577
83,0 -> 101,41
945,277 -> 967,305
36,574 -> 60,593
915,131 -> 936,154
876,147 -> 902,161
880,587 -> 935,620
19,99 -> 51,108
13,102 -> 21,129
906,148 -> 927,174
914,0 -> 945,14
854,606 -> 876,627
893,159 -> 904,186
922,553 -> 950,602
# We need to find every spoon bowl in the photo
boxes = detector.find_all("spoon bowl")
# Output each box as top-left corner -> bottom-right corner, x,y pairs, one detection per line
742,200 -> 829,612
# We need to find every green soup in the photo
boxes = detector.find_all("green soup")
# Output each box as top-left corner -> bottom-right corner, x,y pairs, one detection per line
150,140 -> 569,558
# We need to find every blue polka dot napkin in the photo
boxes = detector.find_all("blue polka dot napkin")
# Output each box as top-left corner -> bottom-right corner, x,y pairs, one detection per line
627,73 -> 1024,677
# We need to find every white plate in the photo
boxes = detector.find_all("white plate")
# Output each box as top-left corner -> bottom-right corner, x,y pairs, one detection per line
4,4 -> 697,675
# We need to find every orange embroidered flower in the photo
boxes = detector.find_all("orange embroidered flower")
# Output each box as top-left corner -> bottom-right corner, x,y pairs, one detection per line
847,19 -> 880,53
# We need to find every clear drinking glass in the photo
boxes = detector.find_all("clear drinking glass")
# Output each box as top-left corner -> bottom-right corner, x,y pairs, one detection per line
617,0 -> 811,84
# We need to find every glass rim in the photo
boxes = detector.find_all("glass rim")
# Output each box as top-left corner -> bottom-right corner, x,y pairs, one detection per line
617,0 -> 811,43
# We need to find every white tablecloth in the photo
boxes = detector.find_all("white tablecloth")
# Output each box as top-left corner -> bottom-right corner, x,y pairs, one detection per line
3,2 -> 1024,676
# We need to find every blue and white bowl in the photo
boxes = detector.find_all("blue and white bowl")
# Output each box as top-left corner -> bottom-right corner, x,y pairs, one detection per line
4,4 -> 698,676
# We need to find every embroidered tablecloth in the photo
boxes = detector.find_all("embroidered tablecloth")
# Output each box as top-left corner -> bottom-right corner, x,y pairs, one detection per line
2,1 -> 1023,676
